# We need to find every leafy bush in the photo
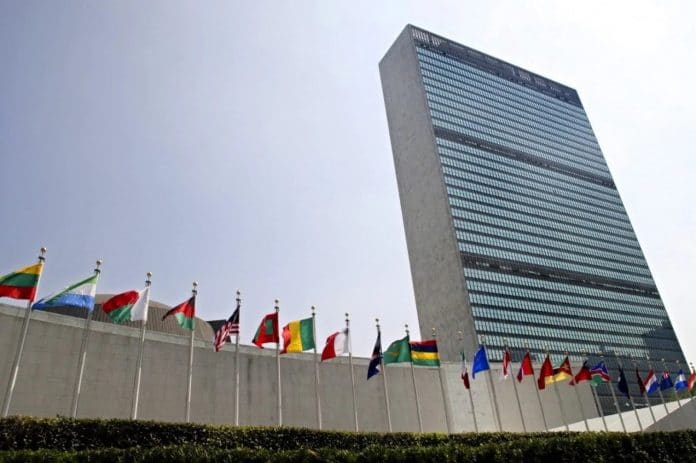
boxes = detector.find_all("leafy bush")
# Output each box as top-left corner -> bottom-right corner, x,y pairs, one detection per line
1,417 -> 696,462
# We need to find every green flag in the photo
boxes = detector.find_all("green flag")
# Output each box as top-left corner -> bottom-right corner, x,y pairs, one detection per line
383,335 -> 411,365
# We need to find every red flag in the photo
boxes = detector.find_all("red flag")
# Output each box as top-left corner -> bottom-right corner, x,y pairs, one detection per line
461,353 -> 470,389
569,361 -> 592,385
517,352 -> 534,382
537,355 -> 554,390
252,312 -> 279,348
636,369 -> 646,394
501,350 -> 511,379
688,372 -> 696,393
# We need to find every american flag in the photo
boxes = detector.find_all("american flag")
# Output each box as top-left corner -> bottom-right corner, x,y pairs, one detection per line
213,301 -> 240,352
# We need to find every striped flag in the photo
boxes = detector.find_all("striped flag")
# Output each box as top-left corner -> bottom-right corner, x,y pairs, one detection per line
214,300 -> 240,352
501,349 -> 511,380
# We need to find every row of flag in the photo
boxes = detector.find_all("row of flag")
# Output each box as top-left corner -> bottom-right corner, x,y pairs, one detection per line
461,344 -> 696,396
3,257 -> 695,431
0,260 -> 440,368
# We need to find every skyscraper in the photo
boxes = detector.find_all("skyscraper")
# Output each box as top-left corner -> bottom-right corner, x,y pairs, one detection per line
379,25 -> 685,401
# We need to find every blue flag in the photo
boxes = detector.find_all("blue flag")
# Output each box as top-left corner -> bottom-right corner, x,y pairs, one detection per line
471,345 -> 490,379
367,332 -> 382,380
674,369 -> 688,391
617,368 -> 630,398
660,370 -> 674,391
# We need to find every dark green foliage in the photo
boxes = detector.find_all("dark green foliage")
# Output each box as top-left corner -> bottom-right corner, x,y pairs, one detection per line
1,417 -> 696,462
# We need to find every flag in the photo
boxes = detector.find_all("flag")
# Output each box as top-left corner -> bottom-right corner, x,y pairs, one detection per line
383,336 -> 411,365
409,340 -> 440,366
636,369 -> 646,394
367,332 -> 382,379
516,352 -> 534,383
281,317 -> 315,354
590,361 -> 611,386
162,296 -> 196,330
569,361 -> 592,385
0,262 -> 43,301
101,287 -> 150,323
471,345 -> 489,378
461,353 -> 470,389
321,328 -> 349,361
537,355 -> 553,390
546,356 -> 573,385
501,350 -> 511,380
213,301 -> 240,352
688,371 -> 696,394
252,312 -> 279,348
674,369 -> 688,391
33,274 -> 98,311
617,368 -> 630,398
660,370 -> 674,391
644,369 -> 659,395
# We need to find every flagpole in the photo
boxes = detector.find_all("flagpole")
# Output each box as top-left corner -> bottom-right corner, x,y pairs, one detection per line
234,290 -> 241,426
631,354 -> 656,427
547,348 -> 569,431
616,355 -> 643,432
432,328 -> 451,433
130,271 -> 152,420
481,336 -> 502,431
460,331 -> 478,433
505,339 -> 526,432
70,259 -> 101,418
584,352 -> 607,432
567,352 -> 589,431
664,358 -> 682,409
376,319 -> 392,432
185,281 -> 197,423
2,247 -> 47,418
526,343 -> 548,432
346,313 -> 358,431
405,324 -> 422,432
673,360 -> 684,408
311,306 -> 322,430
601,353 -> 626,432
275,300 -> 282,426
647,354 -> 671,427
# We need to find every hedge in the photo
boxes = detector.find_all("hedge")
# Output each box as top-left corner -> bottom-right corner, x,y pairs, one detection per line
1,417 -> 696,462
0,417 -> 532,451
2,436 -> 696,463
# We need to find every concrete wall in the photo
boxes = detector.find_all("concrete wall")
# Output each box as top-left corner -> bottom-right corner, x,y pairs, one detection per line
379,25 -> 478,362
1,304 -> 597,431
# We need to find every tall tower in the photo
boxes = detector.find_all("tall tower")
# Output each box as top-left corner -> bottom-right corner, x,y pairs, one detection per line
379,25 -> 685,399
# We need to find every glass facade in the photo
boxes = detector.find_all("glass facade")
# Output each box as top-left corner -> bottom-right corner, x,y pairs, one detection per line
408,29 -> 685,409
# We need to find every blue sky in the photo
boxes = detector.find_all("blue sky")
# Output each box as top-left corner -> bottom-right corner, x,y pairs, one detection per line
1,1 -> 694,362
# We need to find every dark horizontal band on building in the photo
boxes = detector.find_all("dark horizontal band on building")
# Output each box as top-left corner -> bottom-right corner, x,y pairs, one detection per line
459,252 -> 660,297
410,27 -> 583,108
435,126 -> 616,189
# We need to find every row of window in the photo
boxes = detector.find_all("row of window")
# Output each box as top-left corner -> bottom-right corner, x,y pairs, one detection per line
459,240 -> 655,286
470,293 -> 665,328
477,334 -> 676,363
472,306 -> 670,338
455,221 -> 647,269
433,116 -> 610,180
441,154 -> 629,225
423,78 -> 601,153
451,208 -> 641,257
455,228 -> 649,278
473,319 -> 678,350
445,178 -> 637,241
432,110 -> 610,179
420,48 -> 592,130
466,279 -> 666,318
426,90 -> 605,167
463,267 -> 661,308
417,48 -> 591,127
442,158 -> 633,229
436,138 -> 621,206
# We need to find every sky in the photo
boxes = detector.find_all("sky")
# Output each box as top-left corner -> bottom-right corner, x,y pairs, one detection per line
1,1 -> 694,361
